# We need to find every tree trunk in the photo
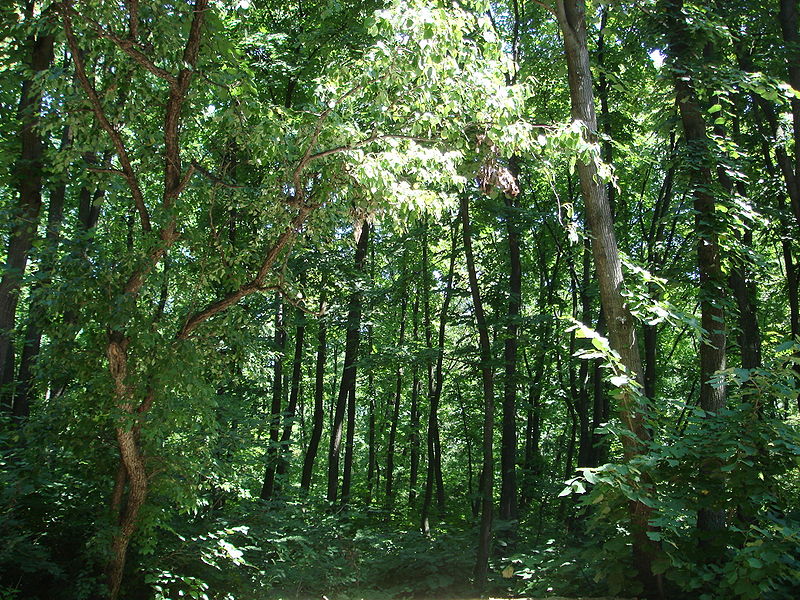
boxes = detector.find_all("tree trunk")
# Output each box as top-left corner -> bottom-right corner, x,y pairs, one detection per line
461,194 -> 494,588
408,289 -> 421,507
61,5 -> 220,596
521,238 -> 561,506
300,285 -> 327,494
366,325 -> 376,505
576,239 -> 594,470
729,238 -> 761,372
341,384 -> 357,505
326,221 -> 370,502
555,1 -> 660,595
779,0 -> 800,229
500,163 -> 522,523
456,381 -> 479,518
12,126 -> 71,419
521,349 -> 544,509
105,335 -> 153,600
385,256 -> 408,512
784,240 -> 800,341
261,296 -> 286,500
421,216 -> 458,533
664,0 -> 728,551
589,309 -> 609,467
596,4 -> 616,216
275,306 -> 306,488
0,10 -> 54,409
642,154 -> 677,403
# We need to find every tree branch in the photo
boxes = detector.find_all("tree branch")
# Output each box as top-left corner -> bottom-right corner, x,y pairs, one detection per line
62,2 -> 152,233
533,0 -> 557,17
73,6 -> 177,84
177,204 -> 315,340
163,0 -> 209,205
126,0 -> 140,40
86,166 -> 125,177
291,74 -> 392,199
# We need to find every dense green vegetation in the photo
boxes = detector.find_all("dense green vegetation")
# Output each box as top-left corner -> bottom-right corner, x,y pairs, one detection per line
2,0 -> 800,599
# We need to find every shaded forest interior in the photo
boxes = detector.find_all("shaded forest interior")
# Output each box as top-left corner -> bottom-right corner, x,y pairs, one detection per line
2,0 -> 800,599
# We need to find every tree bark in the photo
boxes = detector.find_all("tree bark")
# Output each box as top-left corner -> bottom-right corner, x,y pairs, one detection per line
784,240 -> 800,341
778,0 -> 800,229
589,309 -> 609,467
576,239 -> 594,470
408,289 -> 421,507
261,297 -> 286,500
366,324 -> 377,505
500,162 -> 522,523
12,126 -> 71,419
665,0 -> 729,540
275,305 -> 306,488
421,216 -> 458,533
384,256 -> 408,512
341,384 -> 357,505
456,381 -> 479,518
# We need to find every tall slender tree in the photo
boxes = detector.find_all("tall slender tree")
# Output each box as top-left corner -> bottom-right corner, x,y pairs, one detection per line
461,193 -> 494,587
300,282 -> 327,494
663,0 -> 728,551
555,0 -> 660,595
327,221 -> 370,503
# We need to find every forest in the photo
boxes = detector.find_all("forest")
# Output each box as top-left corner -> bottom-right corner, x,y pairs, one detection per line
1,0 -> 800,599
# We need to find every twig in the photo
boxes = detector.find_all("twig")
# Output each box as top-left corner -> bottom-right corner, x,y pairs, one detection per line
87,166 -> 125,177
533,0 -> 557,17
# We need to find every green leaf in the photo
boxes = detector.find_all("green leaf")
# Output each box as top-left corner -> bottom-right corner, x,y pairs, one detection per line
746,557 -> 763,569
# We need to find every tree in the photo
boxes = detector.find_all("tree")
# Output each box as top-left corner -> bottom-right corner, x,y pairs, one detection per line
554,0 -> 661,595
663,0 -> 729,552
461,192 -> 495,587
0,1 -> 54,411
